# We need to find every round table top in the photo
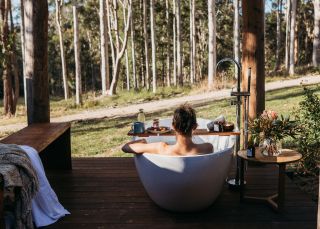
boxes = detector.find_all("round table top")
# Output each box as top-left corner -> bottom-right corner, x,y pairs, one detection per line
237,148 -> 302,164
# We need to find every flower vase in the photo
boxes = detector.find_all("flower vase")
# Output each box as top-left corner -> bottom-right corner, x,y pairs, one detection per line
260,138 -> 282,157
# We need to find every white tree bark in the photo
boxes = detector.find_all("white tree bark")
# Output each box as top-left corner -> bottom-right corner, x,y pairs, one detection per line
130,11 -> 137,89
55,0 -> 68,100
107,0 -> 132,95
285,0 -> 291,70
125,50 -> 130,90
275,0 -> 282,71
313,0 -> 320,67
143,0 -> 150,90
173,0 -> 177,86
166,0 -> 171,87
176,0 -> 182,85
73,4 -> 82,105
99,0 -> 110,95
189,0 -> 195,84
208,0 -> 216,89
289,0 -> 297,75
233,0 -> 240,77
150,0 -> 157,93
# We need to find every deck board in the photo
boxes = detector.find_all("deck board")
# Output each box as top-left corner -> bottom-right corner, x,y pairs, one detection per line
44,158 -> 317,229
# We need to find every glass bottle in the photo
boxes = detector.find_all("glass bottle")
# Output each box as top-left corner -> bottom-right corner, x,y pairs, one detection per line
137,109 -> 146,123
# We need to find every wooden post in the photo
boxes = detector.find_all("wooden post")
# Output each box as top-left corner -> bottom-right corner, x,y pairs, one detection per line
241,0 -> 265,120
24,0 -> 50,124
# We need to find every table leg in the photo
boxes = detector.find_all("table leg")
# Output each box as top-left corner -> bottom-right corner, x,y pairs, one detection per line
278,164 -> 286,212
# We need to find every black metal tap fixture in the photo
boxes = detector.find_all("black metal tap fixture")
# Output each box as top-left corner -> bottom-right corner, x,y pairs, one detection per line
216,58 -> 251,190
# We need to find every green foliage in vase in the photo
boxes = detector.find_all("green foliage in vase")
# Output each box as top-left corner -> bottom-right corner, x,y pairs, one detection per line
249,110 -> 301,146
295,86 -> 320,175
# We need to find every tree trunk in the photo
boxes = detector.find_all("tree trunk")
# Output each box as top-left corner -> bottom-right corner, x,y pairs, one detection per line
9,1 -> 19,114
313,0 -> 320,67
24,0 -> 50,124
130,10 -> 137,89
176,0 -> 182,86
285,0 -> 291,70
20,0 -> 27,106
242,0 -> 265,120
166,0 -> 171,87
108,0 -> 132,95
190,0 -> 195,84
150,0 -> 157,93
173,0 -> 177,86
289,0 -> 297,75
55,0 -> 69,100
86,31 -> 96,91
234,0 -> 240,77
100,0 -> 110,95
125,50 -> 130,90
73,4 -> 82,105
208,0 -> 216,89
107,2 -> 115,77
9,0 -> 20,114
143,0 -> 150,90
275,0 -> 282,71
1,0 -> 14,117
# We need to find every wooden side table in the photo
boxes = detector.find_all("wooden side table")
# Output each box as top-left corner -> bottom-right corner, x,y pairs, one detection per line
237,148 -> 302,213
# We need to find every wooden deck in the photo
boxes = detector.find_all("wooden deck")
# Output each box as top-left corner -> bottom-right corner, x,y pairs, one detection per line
45,158 -> 317,229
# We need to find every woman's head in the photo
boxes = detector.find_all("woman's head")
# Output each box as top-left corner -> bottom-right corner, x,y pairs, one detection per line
172,104 -> 197,137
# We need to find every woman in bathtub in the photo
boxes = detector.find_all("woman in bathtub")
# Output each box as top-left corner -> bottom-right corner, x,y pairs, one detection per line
122,104 -> 213,155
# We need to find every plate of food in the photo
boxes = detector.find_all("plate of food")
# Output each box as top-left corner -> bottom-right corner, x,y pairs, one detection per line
147,126 -> 171,134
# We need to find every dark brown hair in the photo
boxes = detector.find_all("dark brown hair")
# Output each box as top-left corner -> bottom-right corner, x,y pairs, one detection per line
172,104 -> 197,137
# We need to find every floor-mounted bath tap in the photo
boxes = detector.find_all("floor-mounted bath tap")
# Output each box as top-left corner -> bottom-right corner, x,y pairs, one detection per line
216,58 -> 251,190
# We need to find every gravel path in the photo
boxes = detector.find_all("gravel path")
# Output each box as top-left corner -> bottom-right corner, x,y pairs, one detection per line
1,75 -> 320,132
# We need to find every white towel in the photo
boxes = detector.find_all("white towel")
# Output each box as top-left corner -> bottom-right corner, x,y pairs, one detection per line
19,145 -> 70,227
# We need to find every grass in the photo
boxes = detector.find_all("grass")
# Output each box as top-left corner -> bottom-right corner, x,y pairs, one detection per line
1,72 -> 319,126
0,86 -> 192,126
70,84 -> 320,157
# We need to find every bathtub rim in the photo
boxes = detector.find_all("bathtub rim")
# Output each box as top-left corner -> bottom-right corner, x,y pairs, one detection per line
136,145 -> 234,159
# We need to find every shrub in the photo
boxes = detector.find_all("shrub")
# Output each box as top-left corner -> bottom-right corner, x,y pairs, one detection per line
296,86 -> 320,175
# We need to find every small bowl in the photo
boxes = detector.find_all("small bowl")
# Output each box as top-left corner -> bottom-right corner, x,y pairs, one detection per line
223,122 -> 234,132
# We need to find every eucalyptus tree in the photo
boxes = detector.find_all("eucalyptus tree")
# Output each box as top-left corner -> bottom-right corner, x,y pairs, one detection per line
190,0 -> 195,84
313,0 -> 320,67
20,0 -> 27,106
289,0 -> 297,75
55,0 -> 69,100
1,0 -> 15,116
99,0 -> 110,95
176,0 -> 182,85
150,0 -> 157,93
166,0 -> 170,86
107,0 -> 132,95
233,0 -> 240,75
143,0 -> 150,90
285,0 -> 291,70
208,0 -> 216,89
275,0 -> 283,71
173,0 -> 177,86
73,2 -> 82,104
130,9 -> 137,89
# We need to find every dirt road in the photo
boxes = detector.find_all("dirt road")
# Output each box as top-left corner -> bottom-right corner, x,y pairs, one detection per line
1,75 -> 319,132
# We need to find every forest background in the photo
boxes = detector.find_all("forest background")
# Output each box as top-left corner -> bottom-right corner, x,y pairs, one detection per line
0,0 -> 318,118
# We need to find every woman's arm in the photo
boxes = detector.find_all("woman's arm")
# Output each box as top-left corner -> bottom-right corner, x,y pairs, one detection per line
121,139 -> 165,154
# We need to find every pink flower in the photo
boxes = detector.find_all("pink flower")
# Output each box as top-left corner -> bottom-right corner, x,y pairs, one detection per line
270,111 -> 278,120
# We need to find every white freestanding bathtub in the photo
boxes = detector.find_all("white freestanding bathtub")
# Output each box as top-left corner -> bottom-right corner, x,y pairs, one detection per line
134,118 -> 236,212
